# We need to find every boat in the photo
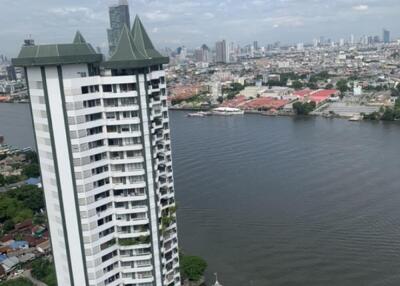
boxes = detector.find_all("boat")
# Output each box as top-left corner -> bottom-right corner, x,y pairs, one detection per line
212,107 -> 244,115
187,111 -> 210,117
349,114 -> 362,121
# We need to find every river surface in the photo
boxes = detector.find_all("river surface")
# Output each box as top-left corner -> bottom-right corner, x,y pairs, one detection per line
1,104 -> 400,286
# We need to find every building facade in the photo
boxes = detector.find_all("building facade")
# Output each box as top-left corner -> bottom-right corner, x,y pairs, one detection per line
383,29 -> 390,44
107,0 -> 131,55
13,16 -> 180,286
215,40 -> 228,64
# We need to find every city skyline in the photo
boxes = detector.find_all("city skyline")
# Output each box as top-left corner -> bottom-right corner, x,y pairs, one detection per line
1,0 -> 400,56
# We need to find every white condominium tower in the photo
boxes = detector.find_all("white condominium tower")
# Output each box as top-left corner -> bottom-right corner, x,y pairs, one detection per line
13,16 -> 180,286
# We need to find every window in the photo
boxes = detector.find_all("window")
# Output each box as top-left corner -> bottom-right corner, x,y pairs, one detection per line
81,86 -> 89,94
102,85 -> 112,92
85,112 -> 102,122
87,126 -> 103,136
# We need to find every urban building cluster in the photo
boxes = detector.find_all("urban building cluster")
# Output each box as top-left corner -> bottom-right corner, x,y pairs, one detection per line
0,54 -> 27,103
0,146 -> 50,283
167,29 -> 400,119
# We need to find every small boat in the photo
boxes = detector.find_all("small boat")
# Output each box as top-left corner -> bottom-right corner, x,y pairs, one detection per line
187,111 -> 210,117
349,114 -> 362,121
212,107 -> 244,115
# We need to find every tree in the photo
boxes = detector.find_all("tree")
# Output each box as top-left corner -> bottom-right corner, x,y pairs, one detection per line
0,174 -> 4,186
306,82 -> 318,90
24,151 -> 38,164
292,80 -> 303,90
293,101 -> 316,115
381,108 -> 395,121
2,220 -> 15,232
217,96 -> 223,104
336,79 -> 349,94
23,163 -> 41,178
325,83 -> 334,89
8,185 -> 44,213
31,258 -> 57,286
180,256 -> 207,282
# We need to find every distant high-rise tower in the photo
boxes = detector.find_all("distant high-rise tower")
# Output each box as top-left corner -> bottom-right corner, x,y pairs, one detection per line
350,34 -> 355,45
201,44 -> 210,62
13,15 -> 180,286
215,40 -> 228,63
107,0 -> 130,55
253,41 -> 258,51
383,29 -> 390,44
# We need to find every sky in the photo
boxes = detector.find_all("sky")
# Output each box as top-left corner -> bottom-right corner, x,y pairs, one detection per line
1,0 -> 399,57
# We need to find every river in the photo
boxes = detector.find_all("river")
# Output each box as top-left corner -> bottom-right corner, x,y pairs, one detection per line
1,104 -> 400,285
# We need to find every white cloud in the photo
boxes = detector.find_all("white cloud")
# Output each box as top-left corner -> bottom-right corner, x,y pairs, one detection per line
352,5 -> 369,11
203,12 -> 215,19
144,10 -> 171,21
264,16 -> 305,28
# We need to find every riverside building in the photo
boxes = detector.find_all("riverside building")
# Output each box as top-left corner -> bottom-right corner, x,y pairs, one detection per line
13,16 -> 180,286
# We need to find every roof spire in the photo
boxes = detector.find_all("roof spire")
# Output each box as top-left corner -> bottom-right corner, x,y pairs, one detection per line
131,15 -> 163,58
108,24 -> 146,62
103,17 -> 169,69
73,31 -> 86,44
213,273 -> 223,286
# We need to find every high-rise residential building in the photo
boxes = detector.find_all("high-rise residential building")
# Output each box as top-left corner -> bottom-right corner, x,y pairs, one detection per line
6,66 -> 17,81
199,44 -> 210,63
13,16 -> 180,286
107,0 -> 131,55
383,29 -> 390,44
215,40 -> 228,63
253,41 -> 258,51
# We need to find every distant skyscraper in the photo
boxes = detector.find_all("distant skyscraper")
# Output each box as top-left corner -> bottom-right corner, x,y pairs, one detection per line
253,41 -> 258,51
6,66 -> 16,81
107,0 -> 130,55
215,40 -> 228,63
350,34 -> 355,45
296,43 -> 304,51
201,44 -> 210,62
194,45 -> 210,62
383,29 -> 390,44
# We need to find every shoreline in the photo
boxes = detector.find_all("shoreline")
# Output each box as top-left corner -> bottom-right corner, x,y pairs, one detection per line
171,107 -> 400,123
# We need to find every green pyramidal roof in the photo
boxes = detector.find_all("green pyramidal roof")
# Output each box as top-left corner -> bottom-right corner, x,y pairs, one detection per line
73,31 -> 86,44
103,15 -> 169,69
12,31 -> 101,67
131,15 -> 164,59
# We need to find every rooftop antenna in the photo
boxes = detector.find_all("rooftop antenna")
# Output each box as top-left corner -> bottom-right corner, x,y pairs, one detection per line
213,273 -> 223,286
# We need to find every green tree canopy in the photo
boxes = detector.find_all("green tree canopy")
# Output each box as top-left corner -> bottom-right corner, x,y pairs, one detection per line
31,258 -> 57,286
336,79 -> 349,94
292,80 -> 303,90
180,255 -> 207,282
293,101 -> 316,115
23,163 -> 41,178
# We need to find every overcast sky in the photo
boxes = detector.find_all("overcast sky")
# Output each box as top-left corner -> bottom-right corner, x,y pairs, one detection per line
1,0 -> 399,56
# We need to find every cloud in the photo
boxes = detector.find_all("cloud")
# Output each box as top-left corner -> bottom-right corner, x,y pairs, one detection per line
144,10 -> 171,21
1,0 -> 400,56
352,5 -> 369,11
264,16 -> 305,28
203,12 -> 215,19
